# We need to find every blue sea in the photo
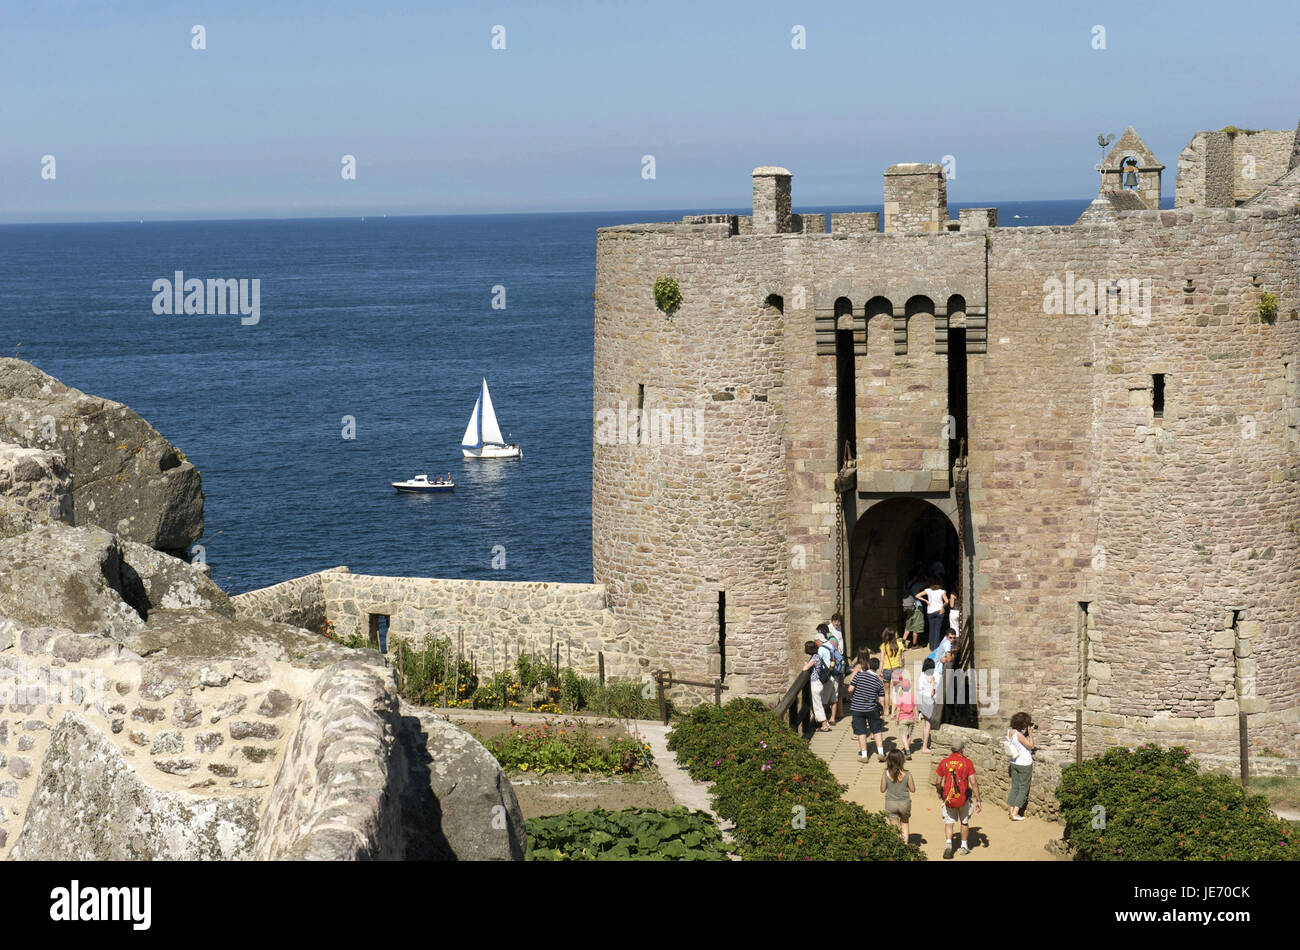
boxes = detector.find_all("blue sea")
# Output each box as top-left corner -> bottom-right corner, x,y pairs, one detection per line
0,199 -> 1099,594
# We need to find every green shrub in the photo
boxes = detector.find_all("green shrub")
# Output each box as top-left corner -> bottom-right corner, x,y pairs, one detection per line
667,699 -> 924,861
484,722 -> 653,775
653,276 -> 682,313
1056,744 -> 1300,861
1259,291 -> 1278,323
526,807 -> 732,861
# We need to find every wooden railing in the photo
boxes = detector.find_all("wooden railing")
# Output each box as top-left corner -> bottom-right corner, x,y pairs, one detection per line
772,669 -> 813,734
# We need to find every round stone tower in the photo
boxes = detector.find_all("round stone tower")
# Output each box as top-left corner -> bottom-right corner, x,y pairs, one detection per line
592,173 -> 794,700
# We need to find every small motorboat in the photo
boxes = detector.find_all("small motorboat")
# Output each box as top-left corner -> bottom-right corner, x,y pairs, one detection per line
391,473 -> 454,493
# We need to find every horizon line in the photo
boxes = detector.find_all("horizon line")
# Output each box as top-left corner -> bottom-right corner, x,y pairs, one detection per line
0,196 -> 1119,229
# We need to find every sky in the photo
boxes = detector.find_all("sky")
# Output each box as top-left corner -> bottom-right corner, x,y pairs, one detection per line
2,0 -> 1297,222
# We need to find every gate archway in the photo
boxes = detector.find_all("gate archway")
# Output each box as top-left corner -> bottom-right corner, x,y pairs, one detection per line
849,497 -> 959,650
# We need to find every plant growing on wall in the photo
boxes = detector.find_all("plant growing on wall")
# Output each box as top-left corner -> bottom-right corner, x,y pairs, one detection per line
1259,291 -> 1278,323
653,276 -> 682,314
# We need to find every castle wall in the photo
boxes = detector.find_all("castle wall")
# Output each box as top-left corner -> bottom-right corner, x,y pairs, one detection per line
1177,129 -> 1297,207
593,186 -> 1299,753
973,207 -> 1300,756
316,571 -> 631,678
1232,130 -> 1296,203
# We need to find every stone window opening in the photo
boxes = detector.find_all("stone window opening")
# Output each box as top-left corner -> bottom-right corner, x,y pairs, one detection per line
1152,374 -> 1165,419
717,591 -> 726,680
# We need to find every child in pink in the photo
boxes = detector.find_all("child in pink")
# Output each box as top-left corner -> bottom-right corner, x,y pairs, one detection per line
894,675 -> 917,758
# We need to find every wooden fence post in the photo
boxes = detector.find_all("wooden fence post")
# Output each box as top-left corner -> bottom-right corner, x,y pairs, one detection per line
598,651 -> 605,687
656,672 -> 668,725
1239,712 -> 1249,787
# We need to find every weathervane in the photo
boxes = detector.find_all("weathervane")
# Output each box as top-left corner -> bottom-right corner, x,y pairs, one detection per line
1096,133 -> 1115,171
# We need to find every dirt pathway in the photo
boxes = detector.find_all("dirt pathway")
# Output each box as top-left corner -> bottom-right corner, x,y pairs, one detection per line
810,715 -> 1066,860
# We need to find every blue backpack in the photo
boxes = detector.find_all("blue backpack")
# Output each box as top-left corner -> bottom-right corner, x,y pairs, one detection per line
825,644 -> 848,677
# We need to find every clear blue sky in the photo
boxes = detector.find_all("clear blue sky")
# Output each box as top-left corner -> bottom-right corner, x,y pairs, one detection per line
3,0 -> 1297,222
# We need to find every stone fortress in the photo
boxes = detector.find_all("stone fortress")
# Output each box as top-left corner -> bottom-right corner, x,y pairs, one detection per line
5,118 -> 1294,861
590,120 -> 1300,759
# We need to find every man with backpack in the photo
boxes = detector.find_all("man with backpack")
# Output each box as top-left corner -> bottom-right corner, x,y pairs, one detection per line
815,626 -> 846,726
934,738 -> 981,858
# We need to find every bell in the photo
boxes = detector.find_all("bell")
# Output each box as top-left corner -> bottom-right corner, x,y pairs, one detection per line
1123,168 -> 1139,188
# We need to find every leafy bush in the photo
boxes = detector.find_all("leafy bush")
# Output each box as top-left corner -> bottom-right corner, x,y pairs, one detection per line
667,699 -> 925,861
526,807 -> 732,861
653,276 -> 682,313
484,722 -> 653,775
1056,744 -> 1300,861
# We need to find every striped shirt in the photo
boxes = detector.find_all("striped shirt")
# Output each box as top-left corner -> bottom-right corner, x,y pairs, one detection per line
849,670 -> 884,713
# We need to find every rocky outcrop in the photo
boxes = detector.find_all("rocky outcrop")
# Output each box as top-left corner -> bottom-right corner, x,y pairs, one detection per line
10,712 -> 261,860
0,443 -> 71,535
0,521 -> 231,639
0,523 -> 145,640
0,366 -> 527,861
397,704 -> 527,860
0,359 -> 203,555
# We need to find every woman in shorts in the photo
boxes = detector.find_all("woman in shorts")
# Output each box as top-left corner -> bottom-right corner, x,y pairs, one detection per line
880,749 -> 915,842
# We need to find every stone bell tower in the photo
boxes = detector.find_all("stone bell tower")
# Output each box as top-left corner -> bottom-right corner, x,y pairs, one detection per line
1097,126 -> 1164,210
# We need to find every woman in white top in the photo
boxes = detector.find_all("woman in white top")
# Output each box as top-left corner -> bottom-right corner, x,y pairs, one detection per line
1006,711 -> 1036,820
917,658 -> 938,753
916,577 -> 952,652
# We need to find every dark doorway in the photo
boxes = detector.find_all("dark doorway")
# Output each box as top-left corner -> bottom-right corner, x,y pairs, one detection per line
368,613 -> 390,654
850,498 -> 959,649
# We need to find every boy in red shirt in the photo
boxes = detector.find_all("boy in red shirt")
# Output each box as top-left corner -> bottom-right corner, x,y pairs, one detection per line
934,738 -> 981,858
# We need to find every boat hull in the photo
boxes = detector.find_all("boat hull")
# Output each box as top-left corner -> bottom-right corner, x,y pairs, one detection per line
462,444 -> 522,459
392,479 -> 454,493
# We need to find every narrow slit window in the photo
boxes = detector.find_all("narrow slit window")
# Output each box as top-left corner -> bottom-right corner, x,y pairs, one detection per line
717,591 -> 726,679
1152,374 -> 1165,418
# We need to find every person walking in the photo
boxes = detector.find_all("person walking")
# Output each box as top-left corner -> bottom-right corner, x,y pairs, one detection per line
880,749 -> 915,843
801,640 -> 833,732
815,626 -> 844,726
847,656 -> 887,761
879,627 -> 904,715
894,673 -> 917,757
916,577 -> 952,651
1006,712 -> 1036,821
917,658 -> 938,753
935,737 -> 981,858
824,619 -> 847,721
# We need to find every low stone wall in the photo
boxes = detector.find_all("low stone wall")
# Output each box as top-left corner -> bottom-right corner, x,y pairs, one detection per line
317,571 -> 638,679
256,660 -> 527,860
929,723 -> 1064,821
256,659 -> 403,859
231,568 -> 334,633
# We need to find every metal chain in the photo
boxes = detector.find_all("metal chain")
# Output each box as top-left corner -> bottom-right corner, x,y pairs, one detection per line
835,490 -> 844,616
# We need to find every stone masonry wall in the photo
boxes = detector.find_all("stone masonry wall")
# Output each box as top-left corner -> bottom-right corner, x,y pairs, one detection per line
1232,130 -> 1296,203
318,571 -> 634,678
232,568 -> 332,633
0,620 -> 311,857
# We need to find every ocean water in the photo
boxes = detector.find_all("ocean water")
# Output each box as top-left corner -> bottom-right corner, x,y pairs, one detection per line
0,199 -> 1100,594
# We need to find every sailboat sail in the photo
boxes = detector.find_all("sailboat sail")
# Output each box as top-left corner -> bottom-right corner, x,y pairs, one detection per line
461,394 -> 482,448
479,379 -> 506,446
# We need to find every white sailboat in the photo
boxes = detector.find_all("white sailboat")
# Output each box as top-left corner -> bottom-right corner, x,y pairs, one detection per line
461,378 -> 522,459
